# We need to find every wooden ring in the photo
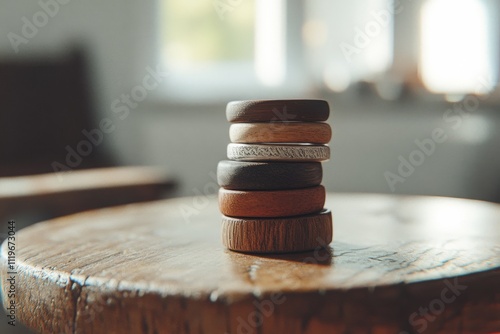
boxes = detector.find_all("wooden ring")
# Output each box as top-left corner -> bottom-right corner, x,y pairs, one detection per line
229,122 -> 332,144
226,99 -> 329,123
217,160 -> 322,190
221,210 -> 333,253
227,143 -> 330,162
218,186 -> 325,218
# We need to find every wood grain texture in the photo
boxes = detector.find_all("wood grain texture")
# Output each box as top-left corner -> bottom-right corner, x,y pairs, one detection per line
222,210 -> 332,253
229,122 -> 332,144
226,99 -> 329,123
217,160 -> 322,190
1,194 -> 500,333
227,143 -> 330,162
219,186 -> 326,218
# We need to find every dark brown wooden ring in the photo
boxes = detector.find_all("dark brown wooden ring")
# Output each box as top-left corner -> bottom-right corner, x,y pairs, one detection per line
229,122 -> 332,144
217,160 -> 322,190
227,143 -> 330,162
218,186 -> 325,218
226,99 -> 330,123
221,209 -> 333,253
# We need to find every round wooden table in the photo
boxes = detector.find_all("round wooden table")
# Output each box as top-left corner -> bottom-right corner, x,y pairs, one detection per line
1,194 -> 499,333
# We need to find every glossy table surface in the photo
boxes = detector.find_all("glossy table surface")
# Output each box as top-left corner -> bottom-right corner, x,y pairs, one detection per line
1,193 -> 499,333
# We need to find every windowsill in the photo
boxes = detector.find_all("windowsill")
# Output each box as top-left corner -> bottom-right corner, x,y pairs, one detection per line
148,69 -> 310,105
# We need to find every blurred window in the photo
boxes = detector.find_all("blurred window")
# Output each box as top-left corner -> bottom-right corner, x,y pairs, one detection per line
161,0 -> 255,69
420,0 -> 497,95
160,0 -> 292,101
159,0 -> 499,101
304,0 -> 394,92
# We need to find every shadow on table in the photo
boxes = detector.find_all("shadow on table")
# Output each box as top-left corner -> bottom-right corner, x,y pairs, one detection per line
230,246 -> 334,265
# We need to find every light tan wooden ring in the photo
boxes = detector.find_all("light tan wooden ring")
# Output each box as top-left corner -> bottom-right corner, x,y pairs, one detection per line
229,122 -> 332,144
218,186 -> 326,218
221,209 -> 333,253
227,144 -> 330,162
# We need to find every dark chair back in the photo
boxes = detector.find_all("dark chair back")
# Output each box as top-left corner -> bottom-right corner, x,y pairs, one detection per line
0,48 -> 113,176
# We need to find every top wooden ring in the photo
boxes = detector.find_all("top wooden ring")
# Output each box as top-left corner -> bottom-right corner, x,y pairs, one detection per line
226,99 -> 330,123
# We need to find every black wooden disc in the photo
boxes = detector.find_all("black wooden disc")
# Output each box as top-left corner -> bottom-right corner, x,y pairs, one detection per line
226,99 -> 330,123
217,160 -> 323,190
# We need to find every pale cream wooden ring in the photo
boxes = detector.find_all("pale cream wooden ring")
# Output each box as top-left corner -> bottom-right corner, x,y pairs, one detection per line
227,144 -> 330,162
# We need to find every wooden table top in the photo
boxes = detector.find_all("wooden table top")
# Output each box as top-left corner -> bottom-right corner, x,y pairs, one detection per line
1,193 -> 499,333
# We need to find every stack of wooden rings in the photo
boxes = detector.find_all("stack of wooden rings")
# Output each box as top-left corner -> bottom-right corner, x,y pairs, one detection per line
217,99 -> 333,253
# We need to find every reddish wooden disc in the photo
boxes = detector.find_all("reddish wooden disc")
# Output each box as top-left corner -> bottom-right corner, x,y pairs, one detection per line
218,186 -> 326,218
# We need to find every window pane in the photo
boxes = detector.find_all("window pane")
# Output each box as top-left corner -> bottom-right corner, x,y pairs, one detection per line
161,0 -> 255,69
304,0 -> 394,92
420,0 -> 496,94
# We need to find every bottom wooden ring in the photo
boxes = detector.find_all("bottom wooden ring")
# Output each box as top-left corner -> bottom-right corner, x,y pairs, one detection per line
221,210 -> 333,253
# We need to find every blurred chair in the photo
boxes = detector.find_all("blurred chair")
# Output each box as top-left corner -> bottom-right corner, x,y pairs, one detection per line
0,47 -> 113,176
0,47 -> 176,226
